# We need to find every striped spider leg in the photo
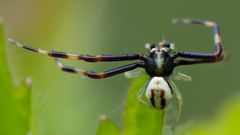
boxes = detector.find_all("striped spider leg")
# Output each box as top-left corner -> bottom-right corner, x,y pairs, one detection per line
172,18 -> 224,66
8,38 -> 147,79
55,58 -> 145,79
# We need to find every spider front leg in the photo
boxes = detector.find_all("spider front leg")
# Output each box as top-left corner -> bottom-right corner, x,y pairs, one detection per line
9,38 -> 147,62
173,56 -> 224,66
172,18 -> 223,61
55,58 -> 145,79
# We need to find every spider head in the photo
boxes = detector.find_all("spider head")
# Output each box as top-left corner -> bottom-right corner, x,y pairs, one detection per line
144,41 -> 175,77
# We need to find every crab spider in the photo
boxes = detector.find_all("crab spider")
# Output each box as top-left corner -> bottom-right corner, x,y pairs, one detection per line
9,18 -> 224,125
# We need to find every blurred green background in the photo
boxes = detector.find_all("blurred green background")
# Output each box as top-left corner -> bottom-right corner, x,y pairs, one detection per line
0,0 -> 239,135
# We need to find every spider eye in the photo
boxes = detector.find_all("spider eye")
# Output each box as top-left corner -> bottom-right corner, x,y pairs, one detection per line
145,43 -> 151,50
163,42 -> 175,50
145,43 -> 156,50
150,43 -> 156,49
164,43 -> 171,48
170,43 -> 175,50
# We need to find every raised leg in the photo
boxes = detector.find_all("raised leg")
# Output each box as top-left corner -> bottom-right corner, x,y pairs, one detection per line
55,58 -> 145,79
174,55 -> 224,66
9,38 -> 146,62
172,18 -> 222,60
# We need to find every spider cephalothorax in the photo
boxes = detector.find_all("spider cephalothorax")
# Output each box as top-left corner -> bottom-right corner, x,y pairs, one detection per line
144,41 -> 175,77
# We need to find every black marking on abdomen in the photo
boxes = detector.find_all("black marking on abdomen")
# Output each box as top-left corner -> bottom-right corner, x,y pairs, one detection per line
160,91 -> 166,109
150,91 -> 156,108
150,89 -> 166,109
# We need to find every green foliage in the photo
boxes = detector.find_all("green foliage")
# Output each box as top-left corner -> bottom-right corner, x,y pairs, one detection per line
0,19 -> 31,135
96,76 -> 164,135
96,115 -> 120,135
180,95 -> 240,135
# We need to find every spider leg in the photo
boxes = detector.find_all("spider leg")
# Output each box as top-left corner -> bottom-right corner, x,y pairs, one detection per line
137,82 -> 152,107
167,79 -> 183,126
9,38 -> 146,62
54,58 -> 145,79
174,55 -> 224,66
171,71 -> 192,82
124,68 -> 145,78
172,18 -> 222,61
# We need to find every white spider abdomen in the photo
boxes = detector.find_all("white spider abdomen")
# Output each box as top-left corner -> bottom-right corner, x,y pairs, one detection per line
145,77 -> 173,109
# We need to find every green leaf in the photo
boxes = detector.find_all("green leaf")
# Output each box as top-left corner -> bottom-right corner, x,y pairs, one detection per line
96,115 -> 120,135
0,18 -> 31,135
179,95 -> 240,135
123,76 -> 163,135
0,19 -> 13,93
